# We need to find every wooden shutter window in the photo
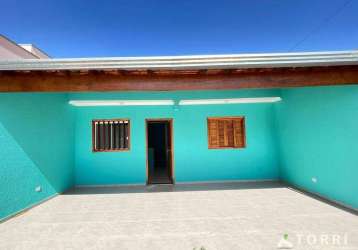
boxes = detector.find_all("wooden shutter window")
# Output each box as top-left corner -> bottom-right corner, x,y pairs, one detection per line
208,119 -> 219,148
92,119 -> 130,152
233,118 -> 245,148
207,117 -> 245,149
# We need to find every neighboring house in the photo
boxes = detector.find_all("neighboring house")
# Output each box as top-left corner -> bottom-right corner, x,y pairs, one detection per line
0,35 -> 358,220
0,35 -> 50,59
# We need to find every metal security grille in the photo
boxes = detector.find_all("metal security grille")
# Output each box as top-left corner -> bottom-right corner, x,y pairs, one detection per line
92,119 -> 130,151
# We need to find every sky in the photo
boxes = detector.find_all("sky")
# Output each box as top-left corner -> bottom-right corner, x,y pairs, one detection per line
1,0 -> 358,58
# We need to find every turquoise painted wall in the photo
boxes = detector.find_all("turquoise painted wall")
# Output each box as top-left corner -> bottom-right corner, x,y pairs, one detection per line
0,93 -> 74,220
1,86 -> 357,219
71,90 -> 280,185
276,86 -> 358,209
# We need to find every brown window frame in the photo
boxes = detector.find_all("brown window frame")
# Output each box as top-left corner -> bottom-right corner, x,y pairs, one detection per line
92,119 -> 130,152
207,116 -> 246,149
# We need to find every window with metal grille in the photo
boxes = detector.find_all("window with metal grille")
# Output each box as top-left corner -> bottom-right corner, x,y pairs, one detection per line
92,119 -> 130,152
207,117 -> 245,149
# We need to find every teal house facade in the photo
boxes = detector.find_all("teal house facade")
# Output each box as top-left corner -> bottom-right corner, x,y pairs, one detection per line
1,49 -> 358,220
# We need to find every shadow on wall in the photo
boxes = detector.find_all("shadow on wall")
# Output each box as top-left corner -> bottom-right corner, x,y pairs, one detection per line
0,93 -> 75,220
0,122 -> 56,219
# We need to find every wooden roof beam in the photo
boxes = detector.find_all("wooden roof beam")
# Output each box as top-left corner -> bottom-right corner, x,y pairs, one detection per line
0,65 -> 358,92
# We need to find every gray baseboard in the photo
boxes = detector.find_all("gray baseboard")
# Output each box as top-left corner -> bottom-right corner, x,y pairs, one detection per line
175,178 -> 279,185
75,179 -> 279,187
283,181 -> 358,216
75,183 -> 145,188
0,193 -> 58,224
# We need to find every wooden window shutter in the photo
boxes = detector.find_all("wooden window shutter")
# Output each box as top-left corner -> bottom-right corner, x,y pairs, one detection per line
218,120 -> 226,146
233,118 -> 245,148
208,119 -> 219,148
208,117 -> 245,149
225,120 -> 234,147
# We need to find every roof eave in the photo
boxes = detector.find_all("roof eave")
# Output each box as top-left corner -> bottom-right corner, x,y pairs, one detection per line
0,50 -> 357,71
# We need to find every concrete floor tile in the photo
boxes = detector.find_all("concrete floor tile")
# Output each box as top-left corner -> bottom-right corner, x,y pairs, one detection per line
1,182 -> 357,250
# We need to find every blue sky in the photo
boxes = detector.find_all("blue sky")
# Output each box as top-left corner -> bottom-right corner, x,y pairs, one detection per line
1,0 -> 357,58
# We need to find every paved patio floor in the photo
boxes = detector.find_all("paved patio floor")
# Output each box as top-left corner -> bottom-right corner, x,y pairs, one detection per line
0,182 -> 357,250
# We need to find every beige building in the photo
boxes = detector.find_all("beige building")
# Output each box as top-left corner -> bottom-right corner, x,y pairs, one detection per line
0,35 -> 49,59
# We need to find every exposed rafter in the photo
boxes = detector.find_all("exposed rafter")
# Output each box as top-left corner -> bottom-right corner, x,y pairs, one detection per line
0,65 -> 358,92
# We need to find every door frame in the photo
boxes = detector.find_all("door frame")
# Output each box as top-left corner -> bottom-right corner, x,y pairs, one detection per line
145,118 -> 174,185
